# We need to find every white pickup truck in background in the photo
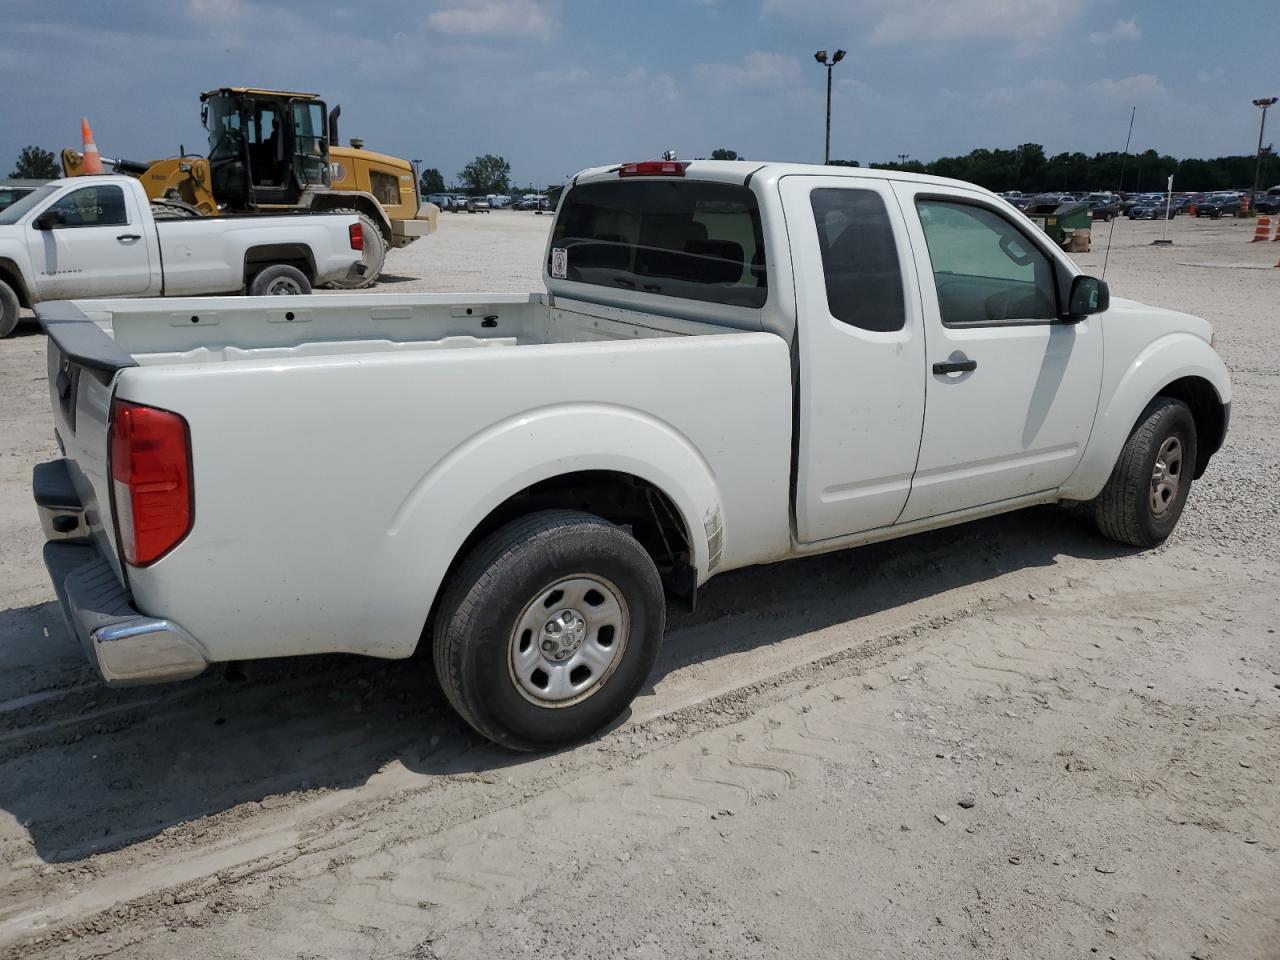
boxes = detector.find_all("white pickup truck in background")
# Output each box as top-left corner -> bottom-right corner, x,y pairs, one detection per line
32,160 -> 1230,750
0,175 -> 366,336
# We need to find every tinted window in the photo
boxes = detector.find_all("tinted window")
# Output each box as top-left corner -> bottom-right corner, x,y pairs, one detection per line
47,185 -> 128,227
551,179 -> 767,309
916,200 -> 1057,326
811,188 -> 905,332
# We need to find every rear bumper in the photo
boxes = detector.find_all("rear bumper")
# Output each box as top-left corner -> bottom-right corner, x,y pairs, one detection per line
35,459 -> 208,686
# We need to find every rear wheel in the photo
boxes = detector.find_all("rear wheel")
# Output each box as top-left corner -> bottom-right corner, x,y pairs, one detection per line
1093,397 -> 1197,548
0,279 -> 20,338
324,209 -> 385,289
433,510 -> 665,751
248,264 -> 311,296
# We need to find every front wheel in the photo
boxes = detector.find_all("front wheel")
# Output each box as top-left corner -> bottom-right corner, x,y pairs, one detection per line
0,279 -> 20,338
1093,397 -> 1198,548
433,510 -> 665,751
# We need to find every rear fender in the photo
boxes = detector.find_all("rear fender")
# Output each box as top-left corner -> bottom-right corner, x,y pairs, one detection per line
362,403 -> 722,658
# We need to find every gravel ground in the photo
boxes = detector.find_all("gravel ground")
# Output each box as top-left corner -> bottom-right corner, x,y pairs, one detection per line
0,211 -> 1277,960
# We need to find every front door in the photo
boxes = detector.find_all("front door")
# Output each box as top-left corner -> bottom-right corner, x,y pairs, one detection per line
27,184 -> 152,299
892,183 -> 1104,522
783,175 -> 927,541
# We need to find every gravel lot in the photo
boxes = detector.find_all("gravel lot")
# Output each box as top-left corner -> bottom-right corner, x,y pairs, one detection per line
0,212 -> 1277,960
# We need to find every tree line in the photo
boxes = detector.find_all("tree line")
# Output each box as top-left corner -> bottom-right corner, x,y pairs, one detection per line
855,143 -> 1275,194
13,142 -> 1275,196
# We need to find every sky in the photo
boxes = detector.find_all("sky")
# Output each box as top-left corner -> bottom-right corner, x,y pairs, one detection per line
1,0 -> 1276,187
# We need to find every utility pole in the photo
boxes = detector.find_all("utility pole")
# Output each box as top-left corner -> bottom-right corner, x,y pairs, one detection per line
1251,97 -> 1277,212
813,49 -> 846,164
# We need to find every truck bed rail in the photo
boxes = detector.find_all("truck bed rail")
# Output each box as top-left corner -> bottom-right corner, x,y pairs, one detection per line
34,300 -> 138,373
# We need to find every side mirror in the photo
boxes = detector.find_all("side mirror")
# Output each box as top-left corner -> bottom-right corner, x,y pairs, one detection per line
1066,275 -> 1109,320
34,210 -> 64,230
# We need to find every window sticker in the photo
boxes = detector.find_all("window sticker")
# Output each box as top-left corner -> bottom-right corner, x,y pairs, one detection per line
551,247 -> 568,279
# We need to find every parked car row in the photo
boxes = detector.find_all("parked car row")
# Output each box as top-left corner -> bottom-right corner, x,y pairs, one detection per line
1002,187 -> 1278,222
426,192 -> 553,213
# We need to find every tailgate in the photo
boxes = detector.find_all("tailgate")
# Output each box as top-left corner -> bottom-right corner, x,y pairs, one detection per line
36,301 -> 138,577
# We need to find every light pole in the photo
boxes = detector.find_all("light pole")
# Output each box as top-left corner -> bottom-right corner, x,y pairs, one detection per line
897,153 -> 910,167
813,49 -> 846,164
1251,97 -> 1277,212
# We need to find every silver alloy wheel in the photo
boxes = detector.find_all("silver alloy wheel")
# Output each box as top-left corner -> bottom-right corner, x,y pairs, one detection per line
267,276 -> 304,295
1150,435 -> 1184,516
509,575 -> 629,707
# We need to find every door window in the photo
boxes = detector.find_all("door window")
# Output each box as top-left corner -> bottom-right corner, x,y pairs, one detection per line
916,199 -> 1057,326
811,188 -> 905,332
47,185 -> 128,227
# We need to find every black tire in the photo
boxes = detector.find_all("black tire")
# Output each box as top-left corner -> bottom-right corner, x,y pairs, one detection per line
1093,397 -> 1198,548
248,264 -> 311,296
0,279 -> 19,339
433,510 -> 665,751
324,208 -> 385,289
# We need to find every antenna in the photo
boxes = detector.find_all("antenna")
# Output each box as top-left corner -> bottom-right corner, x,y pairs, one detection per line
1101,106 -> 1136,279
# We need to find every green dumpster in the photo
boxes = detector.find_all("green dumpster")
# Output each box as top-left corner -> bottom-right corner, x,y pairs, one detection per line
1024,201 -> 1091,248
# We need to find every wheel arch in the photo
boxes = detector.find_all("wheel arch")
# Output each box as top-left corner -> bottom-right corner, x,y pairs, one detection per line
365,404 -> 725,658
242,244 -> 317,286
0,258 -> 31,307
1060,333 -> 1231,499
307,190 -> 393,243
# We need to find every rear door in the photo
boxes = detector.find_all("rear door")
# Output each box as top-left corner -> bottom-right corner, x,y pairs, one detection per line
26,184 -> 152,299
782,175 -> 927,541
891,183 -> 1103,522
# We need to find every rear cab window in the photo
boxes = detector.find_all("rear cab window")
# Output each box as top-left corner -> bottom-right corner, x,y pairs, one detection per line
550,179 -> 768,308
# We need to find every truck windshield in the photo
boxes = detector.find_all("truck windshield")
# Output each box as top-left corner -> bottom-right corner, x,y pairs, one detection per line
0,185 -> 56,225
551,179 -> 768,309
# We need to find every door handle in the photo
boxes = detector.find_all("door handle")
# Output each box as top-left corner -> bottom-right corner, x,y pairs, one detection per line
932,358 -> 978,375
116,234 -> 141,244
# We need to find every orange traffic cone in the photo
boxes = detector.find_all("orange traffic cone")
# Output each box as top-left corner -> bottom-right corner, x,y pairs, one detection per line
80,118 -> 103,174
1251,216 -> 1271,241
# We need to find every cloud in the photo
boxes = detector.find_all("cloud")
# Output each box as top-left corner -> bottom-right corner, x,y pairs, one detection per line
623,67 -> 680,103
427,0 -> 554,41
761,0 -> 1084,46
1195,66 -> 1225,84
1089,17 -> 1141,44
983,76 -> 1068,106
691,51 -> 802,94
1090,73 -> 1166,100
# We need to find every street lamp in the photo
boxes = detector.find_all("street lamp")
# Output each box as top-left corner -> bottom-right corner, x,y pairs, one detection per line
814,48 -> 846,165
1251,97 -> 1277,211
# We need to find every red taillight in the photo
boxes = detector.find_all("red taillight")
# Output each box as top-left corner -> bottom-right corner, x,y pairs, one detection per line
110,400 -> 192,567
349,222 -> 364,250
619,160 -> 688,178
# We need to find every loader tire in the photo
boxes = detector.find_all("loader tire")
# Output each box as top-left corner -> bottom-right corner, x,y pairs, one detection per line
325,209 -> 385,289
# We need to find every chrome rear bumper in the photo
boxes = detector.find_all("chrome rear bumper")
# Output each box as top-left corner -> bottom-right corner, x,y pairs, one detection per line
36,459 -> 208,686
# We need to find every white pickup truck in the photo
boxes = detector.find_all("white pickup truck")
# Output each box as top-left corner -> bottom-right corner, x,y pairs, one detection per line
0,175 -> 366,336
32,160 -> 1230,751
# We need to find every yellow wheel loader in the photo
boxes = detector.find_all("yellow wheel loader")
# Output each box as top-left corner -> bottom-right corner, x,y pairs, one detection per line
61,88 -> 437,286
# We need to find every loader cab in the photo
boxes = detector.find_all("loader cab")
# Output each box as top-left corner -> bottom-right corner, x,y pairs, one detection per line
201,87 -> 330,209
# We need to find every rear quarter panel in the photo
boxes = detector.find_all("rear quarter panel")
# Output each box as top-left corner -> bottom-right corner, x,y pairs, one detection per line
157,214 -> 357,295
117,332 -> 793,663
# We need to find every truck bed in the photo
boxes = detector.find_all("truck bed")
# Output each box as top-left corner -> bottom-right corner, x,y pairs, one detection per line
37,293 -> 795,667
67,292 -> 742,366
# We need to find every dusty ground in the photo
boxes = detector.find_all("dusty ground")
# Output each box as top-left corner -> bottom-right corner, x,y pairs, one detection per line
0,211 -> 1277,960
